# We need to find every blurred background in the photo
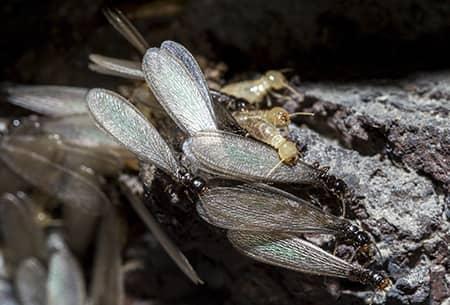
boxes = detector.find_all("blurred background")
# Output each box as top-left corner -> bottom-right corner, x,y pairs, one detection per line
2,0 -> 450,85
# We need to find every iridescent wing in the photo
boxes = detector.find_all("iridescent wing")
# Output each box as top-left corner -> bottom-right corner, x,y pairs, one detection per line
89,54 -> 144,80
1,84 -> 88,117
142,41 -> 217,136
228,231 -> 355,279
15,258 -> 47,305
0,140 -> 108,215
103,8 -> 149,55
86,88 -> 181,177
183,131 -> 322,183
47,248 -> 85,305
199,181 -> 342,233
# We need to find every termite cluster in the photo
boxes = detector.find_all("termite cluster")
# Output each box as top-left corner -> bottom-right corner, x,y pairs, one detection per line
0,8 -> 392,305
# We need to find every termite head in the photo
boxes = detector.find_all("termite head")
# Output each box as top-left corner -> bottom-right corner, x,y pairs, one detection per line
278,141 -> 298,165
266,107 -> 291,127
179,171 -> 207,194
264,70 -> 288,90
368,271 -> 392,291
343,223 -> 371,250
352,269 -> 391,292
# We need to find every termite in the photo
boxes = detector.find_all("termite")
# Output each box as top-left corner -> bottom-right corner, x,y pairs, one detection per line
220,70 -> 304,105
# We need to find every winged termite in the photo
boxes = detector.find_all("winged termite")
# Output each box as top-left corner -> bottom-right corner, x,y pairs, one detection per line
46,233 -> 86,305
220,70 -> 304,105
0,138 -> 108,215
198,181 -> 374,256
0,193 -> 47,270
142,41 -> 325,184
88,208 -> 123,305
228,231 -> 391,291
87,88 -> 204,284
15,258 -> 47,305
1,84 -> 88,117
142,41 -> 359,214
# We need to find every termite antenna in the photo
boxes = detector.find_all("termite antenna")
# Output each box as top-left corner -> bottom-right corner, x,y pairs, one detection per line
288,111 -> 314,118
285,84 -> 304,101
266,159 -> 284,179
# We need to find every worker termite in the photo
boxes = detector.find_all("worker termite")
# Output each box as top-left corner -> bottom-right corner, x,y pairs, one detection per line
220,70 -> 304,105
232,107 -> 313,165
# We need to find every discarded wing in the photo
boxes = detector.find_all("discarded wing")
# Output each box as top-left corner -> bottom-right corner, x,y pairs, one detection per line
1,84 -> 88,117
89,208 -> 124,305
3,135 -> 124,177
40,115 -> 125,150
47,234 -> 86,305
228,231 -> 391,291
15,258 -> 47,305
0,139 -> 108,215
0,194 -> 47,269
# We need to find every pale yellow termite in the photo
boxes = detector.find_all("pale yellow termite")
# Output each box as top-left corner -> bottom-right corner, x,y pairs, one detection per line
221,70 -> 303,105
232,107 -> 313,165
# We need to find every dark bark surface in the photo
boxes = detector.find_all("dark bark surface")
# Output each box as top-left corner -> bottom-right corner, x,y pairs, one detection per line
1,1 -> 449,305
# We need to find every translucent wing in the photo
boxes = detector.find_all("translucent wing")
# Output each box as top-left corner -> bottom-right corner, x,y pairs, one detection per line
161,41 -> 211,107
86,88 -> 180,176
89,209 -> 123,305
5,136 -> 124,176
1,84 -> 88,117
0,141 -> 108,215
103,8 -> 149,55
183,131 -> 322,183
89,54 -> 144,80
228,231 -> 355,279
142,42 -> 217,136
199,181 -> 343,233
0,194 -> 47,268
47,249 -> 86,305
15,258 -> 47,305
41,115 -> 117,147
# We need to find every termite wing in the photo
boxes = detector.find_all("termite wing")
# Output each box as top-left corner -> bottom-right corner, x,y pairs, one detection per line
141,40 -> 377,256
88,208 -> 123,305
197,181 -> 375,255
142,41 -> 324,184
1,84 -> 88,117
47,232 -> 86,305
15,258 -> 47,305
228,231 -> 391,291
87,88 -> 204,284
